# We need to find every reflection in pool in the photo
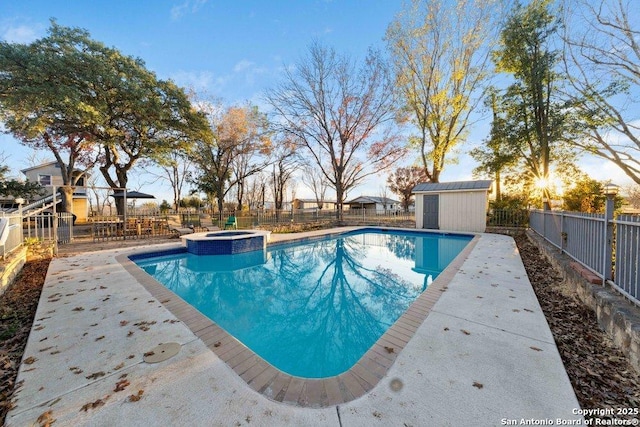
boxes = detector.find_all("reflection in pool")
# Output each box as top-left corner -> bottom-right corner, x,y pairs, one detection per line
134,230 -> 471,378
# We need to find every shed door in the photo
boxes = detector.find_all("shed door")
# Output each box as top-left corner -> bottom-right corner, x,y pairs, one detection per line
422,195 -> 439,229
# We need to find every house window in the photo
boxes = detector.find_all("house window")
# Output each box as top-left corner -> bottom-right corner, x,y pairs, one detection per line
38,174 -> 52,186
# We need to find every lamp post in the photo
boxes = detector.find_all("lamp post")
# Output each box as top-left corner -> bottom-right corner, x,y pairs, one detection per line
602,183 -> 618,282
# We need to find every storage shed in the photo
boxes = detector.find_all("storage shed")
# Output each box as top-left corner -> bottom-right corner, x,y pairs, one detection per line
412,180 -> 493,233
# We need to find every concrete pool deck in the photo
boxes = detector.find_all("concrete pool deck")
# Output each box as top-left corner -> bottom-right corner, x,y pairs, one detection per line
6,229 -> 583,426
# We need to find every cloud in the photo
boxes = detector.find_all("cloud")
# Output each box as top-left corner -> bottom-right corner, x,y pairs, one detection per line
1,24 -> 41,43
170,0 -> 208,20
170,70 -> 228,92
233,60 -> 255,73
232,59 -> 268,87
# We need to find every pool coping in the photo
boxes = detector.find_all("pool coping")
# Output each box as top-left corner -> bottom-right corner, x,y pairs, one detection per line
116,227 -> 479,408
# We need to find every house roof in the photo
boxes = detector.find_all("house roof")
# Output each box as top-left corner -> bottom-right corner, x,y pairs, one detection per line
294,199 -> 337,204
20,161 -> 60,174
412,180 -> 493,193
20,161 -> 90,178
345,196 -> 400,205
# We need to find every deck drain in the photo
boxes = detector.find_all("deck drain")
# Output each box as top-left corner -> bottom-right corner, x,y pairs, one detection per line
389,378 -> 403,392
143,342 -> 181,363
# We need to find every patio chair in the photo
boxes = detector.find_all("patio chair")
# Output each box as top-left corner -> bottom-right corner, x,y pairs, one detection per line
224,215 -> 237,229
166,216 -> 195,237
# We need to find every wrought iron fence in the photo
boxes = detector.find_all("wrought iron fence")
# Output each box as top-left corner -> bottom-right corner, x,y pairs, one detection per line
530,209 -> 639,306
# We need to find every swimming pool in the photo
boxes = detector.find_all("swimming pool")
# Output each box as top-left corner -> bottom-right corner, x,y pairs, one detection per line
133,229 -> 472,378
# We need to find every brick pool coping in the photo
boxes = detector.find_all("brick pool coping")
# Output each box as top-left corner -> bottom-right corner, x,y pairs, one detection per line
116,231 -> 479,408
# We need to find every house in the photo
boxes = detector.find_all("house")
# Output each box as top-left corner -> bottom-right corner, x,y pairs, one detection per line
292,198 -> 337,211
19,162 -> 90,223
412,180 -> 493,233
344,196 -> 401,213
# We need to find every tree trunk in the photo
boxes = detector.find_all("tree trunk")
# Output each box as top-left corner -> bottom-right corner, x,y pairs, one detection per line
58,185 -> 74,213
335,186 -> 344,221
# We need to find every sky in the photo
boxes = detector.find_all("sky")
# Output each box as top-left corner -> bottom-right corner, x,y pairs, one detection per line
0,0 -> 635,204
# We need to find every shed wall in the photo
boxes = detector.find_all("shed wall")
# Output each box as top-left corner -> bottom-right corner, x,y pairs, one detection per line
439,191 -> 488,232
415,193 -> 424,228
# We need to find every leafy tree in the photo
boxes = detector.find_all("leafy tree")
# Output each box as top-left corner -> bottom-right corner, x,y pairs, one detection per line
94,64 -> 210,216
267,42 -> 405,220
159,200 -> 172,213
490,193 -> 529,210
387,166 -> 428,211
563,0 -> 640,184
0,164 -> 43,200
470,90 -> 518,201
562,176 -> 623,212
0,23 -> 103,212
386,0 -> 500,182
0,22 -> 210,216
492,0 -> 570,209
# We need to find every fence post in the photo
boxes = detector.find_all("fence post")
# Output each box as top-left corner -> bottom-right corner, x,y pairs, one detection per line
602,184 -> 618,281
52,185 -> 58,255
560,211 -> 565,254
16,197 -> 24,245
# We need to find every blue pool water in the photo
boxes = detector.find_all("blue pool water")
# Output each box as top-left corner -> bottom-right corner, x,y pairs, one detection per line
134,229 -> 472,378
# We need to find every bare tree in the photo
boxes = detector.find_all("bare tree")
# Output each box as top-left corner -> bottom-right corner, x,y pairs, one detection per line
191,103 -> 270,218
270,135 -> 299,217
563,0 -> 640,184
151,151 -> 194,211
386,0 -> 501,182
244,174 -> 266,210
302,166 -> 330,209
230,105 -> 271,211
266,42 -> 405,220
625,184 -> 640,209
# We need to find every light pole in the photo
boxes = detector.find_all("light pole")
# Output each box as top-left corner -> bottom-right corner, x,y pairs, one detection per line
602,183 -> 618,282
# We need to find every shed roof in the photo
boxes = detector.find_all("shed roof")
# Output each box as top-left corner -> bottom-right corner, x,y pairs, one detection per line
412,180 -> 493,193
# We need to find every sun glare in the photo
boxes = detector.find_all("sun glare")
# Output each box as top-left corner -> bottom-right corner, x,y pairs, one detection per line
533,174 -> 564,196
534,177 -> 548,190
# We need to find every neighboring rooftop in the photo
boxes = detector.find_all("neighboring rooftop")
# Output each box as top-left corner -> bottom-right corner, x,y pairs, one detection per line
345,196 -> 400,204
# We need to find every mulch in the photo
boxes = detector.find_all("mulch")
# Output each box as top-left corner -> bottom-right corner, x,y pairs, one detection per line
1,233 -> 639,424
514,233 -> 640,421
0,258 -> 51,422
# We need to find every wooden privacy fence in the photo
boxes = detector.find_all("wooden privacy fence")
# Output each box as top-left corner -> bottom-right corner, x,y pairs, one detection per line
530,209 -> 639,307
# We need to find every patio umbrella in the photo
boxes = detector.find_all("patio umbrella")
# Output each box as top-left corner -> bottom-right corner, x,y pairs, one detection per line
111,190 -> 156,199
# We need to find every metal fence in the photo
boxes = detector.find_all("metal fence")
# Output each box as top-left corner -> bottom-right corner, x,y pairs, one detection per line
614,215 -> 640,303
213,209 -> 415,228
487,209 -> 529,227
22,212 -> 74,245
0,211 -> 74,258
530,209 -> 639,306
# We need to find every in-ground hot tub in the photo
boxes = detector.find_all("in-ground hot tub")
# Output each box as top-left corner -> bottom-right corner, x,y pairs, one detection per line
181,230 -> 271,255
